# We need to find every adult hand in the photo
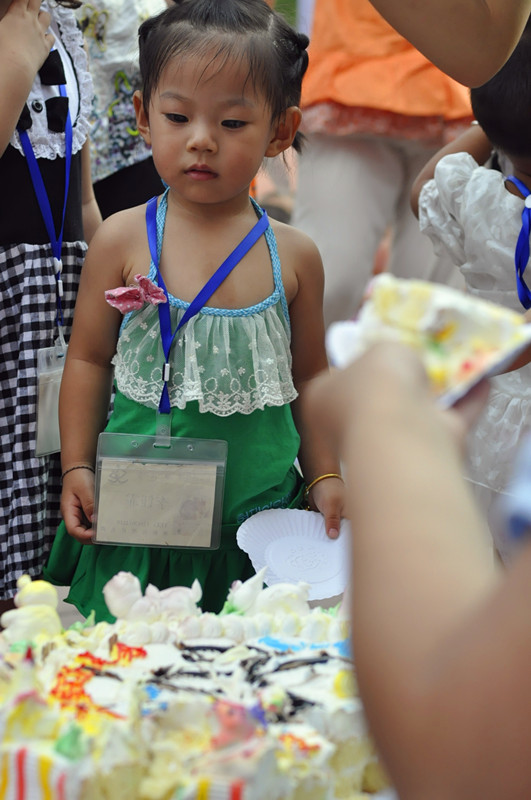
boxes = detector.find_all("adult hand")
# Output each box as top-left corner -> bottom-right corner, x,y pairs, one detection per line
0,0 -> 54,72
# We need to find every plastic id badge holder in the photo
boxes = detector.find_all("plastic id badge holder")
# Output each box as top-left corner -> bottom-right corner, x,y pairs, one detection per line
36,341 -> 67,457
92,432 -> 226,550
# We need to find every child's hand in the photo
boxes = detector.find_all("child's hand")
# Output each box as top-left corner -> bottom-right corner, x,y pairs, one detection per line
60,468 -> 95,544
307,476 -> 346,540
0,0 -> 54,77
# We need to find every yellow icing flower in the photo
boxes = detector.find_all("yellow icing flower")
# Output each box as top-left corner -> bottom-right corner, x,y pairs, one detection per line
333,668 -> 355,698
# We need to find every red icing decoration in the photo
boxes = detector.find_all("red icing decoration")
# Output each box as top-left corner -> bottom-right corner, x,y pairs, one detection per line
230,779 -> 245,800
49,642 -> 147,719
57,772 -> 66,800
279,732 -> 321,754
15,748 -> 26,800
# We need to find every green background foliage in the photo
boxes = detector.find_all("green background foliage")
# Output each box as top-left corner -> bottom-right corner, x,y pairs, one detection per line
276,0 -> 297,26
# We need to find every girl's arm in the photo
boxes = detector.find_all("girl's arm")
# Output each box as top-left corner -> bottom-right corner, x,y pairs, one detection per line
411,124 -> 493,217
303,345 -> 531,799
368,0 -> 531,87
59,213 -> 133,542
285,226 -> 345,539
0,0 -> 54,155
81,140 -> 102,244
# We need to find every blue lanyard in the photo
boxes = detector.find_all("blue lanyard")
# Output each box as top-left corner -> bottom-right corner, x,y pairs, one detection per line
145,195 -> 270,415
17,81 -> 73,337
506,175 -> 531,310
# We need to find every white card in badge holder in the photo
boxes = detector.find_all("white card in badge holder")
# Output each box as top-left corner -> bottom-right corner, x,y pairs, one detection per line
36,342 -> 67,457
92,432 -> 226,549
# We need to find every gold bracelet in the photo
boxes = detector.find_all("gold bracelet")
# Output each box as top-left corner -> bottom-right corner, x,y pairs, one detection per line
304,473 -> 343,509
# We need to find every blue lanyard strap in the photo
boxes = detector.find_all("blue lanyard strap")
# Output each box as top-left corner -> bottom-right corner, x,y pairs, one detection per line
17,82 -> 72,332
145,195 -> 270,414
506,175 -> 531,310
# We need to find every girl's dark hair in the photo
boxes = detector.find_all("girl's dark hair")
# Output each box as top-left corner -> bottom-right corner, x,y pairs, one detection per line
137,0 -> 309,152
470,20 -> 531,158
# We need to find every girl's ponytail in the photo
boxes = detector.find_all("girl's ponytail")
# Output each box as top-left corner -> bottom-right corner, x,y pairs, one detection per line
287,30 -> 309,152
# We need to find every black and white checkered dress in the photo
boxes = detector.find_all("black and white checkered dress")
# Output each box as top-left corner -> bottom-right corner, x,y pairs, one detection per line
0,3 -> 92,599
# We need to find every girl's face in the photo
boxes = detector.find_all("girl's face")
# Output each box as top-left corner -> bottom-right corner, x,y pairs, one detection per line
134,49 -> 299,210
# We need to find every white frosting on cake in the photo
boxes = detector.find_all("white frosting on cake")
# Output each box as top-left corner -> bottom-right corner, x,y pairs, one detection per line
0,571 -> 388,799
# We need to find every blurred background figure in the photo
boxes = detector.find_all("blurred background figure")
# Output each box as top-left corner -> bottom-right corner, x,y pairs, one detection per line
0,0 -> 100,618
292,0 -> 472,328
77,0 -> 166,218
411,18 -> 531,562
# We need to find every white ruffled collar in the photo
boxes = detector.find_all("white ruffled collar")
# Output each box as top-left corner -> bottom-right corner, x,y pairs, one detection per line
9,2 -> 92,159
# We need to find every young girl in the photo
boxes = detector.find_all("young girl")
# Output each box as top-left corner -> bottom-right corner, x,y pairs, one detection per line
44,0 -> 345,621
0,0 -> 100,616
411,21 -> 531,560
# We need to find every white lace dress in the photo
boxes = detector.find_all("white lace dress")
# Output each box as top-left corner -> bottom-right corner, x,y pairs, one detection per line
419,152 -> 531,528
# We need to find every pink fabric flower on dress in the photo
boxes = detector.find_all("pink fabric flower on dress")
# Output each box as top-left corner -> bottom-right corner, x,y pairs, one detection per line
135,274 -> 167,305
105,274 -> 167,314
105,285 -> 144,313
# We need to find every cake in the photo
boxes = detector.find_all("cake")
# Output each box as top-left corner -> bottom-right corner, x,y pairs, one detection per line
326,274 -> 531,405
0,571 -> 389,800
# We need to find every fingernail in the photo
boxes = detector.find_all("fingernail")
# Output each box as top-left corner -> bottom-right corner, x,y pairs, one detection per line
328,528 -> 339,539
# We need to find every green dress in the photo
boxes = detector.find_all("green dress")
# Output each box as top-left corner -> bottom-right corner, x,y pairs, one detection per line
44,193 -> 305,621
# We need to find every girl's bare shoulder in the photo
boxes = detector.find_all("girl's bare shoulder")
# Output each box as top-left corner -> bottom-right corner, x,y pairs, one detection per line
94,204 -> 149,250
270,217 -> 324,278
87,203 -> 151,282
267,218 -> 324,305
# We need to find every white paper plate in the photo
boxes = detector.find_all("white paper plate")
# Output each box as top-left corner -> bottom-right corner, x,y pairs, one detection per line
327,319 -> 531,408
237,508 -> 350,601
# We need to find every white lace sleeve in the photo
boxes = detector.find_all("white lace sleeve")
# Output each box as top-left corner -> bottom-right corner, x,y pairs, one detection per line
418,152 -> 481,267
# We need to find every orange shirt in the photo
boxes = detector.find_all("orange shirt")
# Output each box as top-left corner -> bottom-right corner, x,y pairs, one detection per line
302,0 -> 472,120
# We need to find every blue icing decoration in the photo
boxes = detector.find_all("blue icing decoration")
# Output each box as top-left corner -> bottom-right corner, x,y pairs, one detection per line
143,682 -> 169,713
258,636 -> 304,651
258,636 -> 352,656
332,638 -> 352,658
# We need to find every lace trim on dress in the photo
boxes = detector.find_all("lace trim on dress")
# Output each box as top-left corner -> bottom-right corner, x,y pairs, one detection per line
10,3 -> 92,159
112,302 -> 298,416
